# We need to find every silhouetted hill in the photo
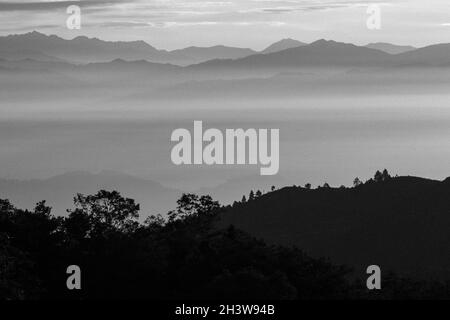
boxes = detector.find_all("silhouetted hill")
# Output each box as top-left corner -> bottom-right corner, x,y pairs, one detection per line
0,58 -> 75,72
2,33 -> 450,71
365,42 -> 416,54
0,49 -> 63,62
261,38 -> 307,54
0,171 -> 181,218
3,181 -> 448,300
171,45 -> 256,62
2,33 -> 450,76
197,174 -> 288,206
191,40 -> 450,71
219,176 -> 450,280
191,39 -> 395,70
0,57 -> 186,94
150,65 -> 450,100
0,57 -> 185,84
0,32 -> 257,65
79,59 -> 181,75
0,31 -> 179,64
396,43 -> 450,66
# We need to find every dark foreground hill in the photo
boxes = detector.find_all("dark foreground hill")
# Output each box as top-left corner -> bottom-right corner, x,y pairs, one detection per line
220,175 -> 450,280
1,175 -> 450,300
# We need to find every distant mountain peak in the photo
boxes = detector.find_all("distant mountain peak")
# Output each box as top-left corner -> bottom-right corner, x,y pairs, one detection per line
310,39 -> 341,46
262,38 -> 306,54
28,30 -> 42,35
365,42 -> 416,54
27,30 -> 46,36
274,38 -> 299,43
73,35 -> 90,41
13,30 -> 47,38
110,58 -> 127,63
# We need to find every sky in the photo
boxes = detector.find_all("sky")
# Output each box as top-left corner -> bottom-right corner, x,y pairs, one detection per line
0,0 -> 449,50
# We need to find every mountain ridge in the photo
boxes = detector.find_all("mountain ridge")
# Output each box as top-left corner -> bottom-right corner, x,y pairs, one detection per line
2,32 -> 450,76
219,175 -> 450,280
0,171 -> 182,218
5,31 -> 445,68
0,31 -> 256,65
365,42 -> 417,54
261,38 -> 307,54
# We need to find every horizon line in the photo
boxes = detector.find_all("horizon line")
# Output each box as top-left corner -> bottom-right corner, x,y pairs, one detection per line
0,30 -> 431,52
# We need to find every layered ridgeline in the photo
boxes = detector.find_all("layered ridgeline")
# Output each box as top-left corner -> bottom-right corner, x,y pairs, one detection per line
219,173 -> 450,280
365,42 -> 416,55
2,33 -> 450,102
2,33 -> 450,78
1,173 -> 449,299
0,31 -> 257,65
0,31 -> 448,68
190,39 -> 450,70
0,171 -> 182,218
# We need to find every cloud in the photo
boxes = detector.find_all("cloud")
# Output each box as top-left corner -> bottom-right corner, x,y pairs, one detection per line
238,0 -> 393,15
0,0 -> 133,12
262,7 -> 296,13
145,20 -> 287,28
0,0 -> 400,36
95,21 -> 154,28
0,23 -> 59,32
0,0 -> 394,14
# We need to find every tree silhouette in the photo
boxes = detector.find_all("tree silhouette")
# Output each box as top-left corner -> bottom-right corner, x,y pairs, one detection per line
382,169 -> 391,181
0,180 -> 449,300
168,193 -> 219,222
353,177 -> 363,187
374,170 -> 383,182
374,169 -> 392,183
0,233 -> 40,300
67,190 -> 140,236
144,214 -> 166,229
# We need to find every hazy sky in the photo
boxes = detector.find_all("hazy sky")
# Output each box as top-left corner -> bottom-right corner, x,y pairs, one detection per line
0,0 -> 449,49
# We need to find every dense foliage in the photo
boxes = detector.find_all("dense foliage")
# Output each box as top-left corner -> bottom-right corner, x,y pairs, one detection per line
0,181 -> 449,300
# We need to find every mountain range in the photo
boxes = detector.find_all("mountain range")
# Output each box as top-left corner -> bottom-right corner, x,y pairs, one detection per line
190,39 -> 395,70
2,34 -> 450,103
365,42 -> 416,54
261,38 -> 307,54
0,31 -> 257,65
0,32 -> 440,68
0,171 -> 181,218
191,39 -> 450,71
0,172 -> 289,220
1,31 -> 450,103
